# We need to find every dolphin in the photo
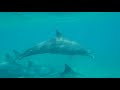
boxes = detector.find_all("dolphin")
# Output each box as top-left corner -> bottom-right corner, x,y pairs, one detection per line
59,64 -> 85,78
14,30 -> 94,60
47,64 -> 86,78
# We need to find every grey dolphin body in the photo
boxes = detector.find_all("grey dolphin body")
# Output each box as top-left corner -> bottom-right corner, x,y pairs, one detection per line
15,30 -> 94,60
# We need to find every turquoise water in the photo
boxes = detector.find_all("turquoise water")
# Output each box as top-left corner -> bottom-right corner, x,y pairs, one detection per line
0,12 -> 120,78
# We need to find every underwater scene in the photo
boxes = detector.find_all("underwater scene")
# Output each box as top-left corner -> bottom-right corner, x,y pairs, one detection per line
0,12 -> 120,78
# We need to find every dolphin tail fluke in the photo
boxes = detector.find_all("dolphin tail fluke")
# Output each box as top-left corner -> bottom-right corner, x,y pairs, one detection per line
5,53 -> 14,62
13,49 -> 23,60
5,53 -> 19,64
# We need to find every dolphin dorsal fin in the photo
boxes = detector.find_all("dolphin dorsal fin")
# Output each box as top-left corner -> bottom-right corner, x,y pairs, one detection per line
56,30 -> 63,41
64,64 -> 73,73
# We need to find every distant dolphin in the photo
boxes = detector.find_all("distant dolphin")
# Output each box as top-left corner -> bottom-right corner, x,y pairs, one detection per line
59,64 -> 85,78
14,30 -> 94,60
47,64 -> 86,78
